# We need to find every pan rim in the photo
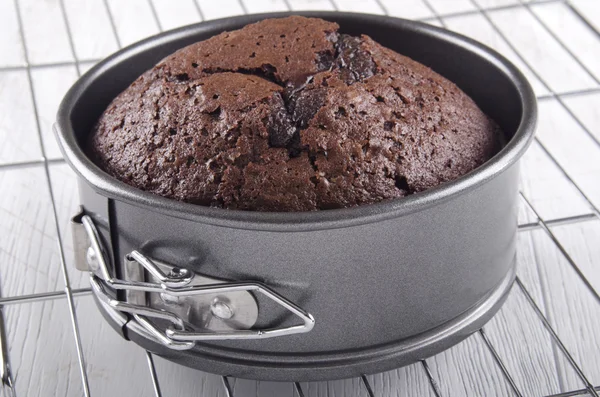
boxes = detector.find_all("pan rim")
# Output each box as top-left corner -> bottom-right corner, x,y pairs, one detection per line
55,11 -> 537,232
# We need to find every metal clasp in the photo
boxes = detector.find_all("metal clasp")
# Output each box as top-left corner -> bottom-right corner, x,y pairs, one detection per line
71,210 -> 315,351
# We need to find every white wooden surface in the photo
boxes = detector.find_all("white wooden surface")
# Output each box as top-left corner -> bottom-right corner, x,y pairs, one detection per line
0,0 -> 599,396
0,71 -> 42,164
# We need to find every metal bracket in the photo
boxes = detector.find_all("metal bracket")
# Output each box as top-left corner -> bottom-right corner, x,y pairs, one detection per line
71,210 -> 315,351
71,209 -> 92,272
124,253 -> 260,333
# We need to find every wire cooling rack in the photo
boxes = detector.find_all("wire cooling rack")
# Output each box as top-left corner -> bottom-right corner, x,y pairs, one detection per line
0,0 -> 599,396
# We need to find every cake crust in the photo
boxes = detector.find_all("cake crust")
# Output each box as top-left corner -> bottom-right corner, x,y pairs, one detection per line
89,16 -> 500,211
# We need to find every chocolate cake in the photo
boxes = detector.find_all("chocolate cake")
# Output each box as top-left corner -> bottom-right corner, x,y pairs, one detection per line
89,16 -> 500,211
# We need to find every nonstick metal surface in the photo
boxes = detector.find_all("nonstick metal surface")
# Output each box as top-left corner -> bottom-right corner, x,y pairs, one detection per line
55,12 -> 536,381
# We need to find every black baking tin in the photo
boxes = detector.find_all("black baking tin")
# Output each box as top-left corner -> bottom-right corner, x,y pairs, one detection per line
55,12 -> 537,381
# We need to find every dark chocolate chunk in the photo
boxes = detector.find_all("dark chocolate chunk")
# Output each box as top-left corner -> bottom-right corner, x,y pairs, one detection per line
316,50 -> 335,72
288,87 -> 327,129
267,92 -> 297,147
335,34 -> 376,84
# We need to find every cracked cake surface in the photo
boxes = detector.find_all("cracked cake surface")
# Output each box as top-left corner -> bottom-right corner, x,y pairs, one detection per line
89,16 -> 501,211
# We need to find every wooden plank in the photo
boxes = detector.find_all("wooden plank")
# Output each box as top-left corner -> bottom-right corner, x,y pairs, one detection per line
30,65 -> 79,160
62,0 -> 119,61
48,163 -> 88,290
378,0 -> 434,20
481,231 -> 587,396
418,230 -> 583,397
488,6 -> 598,93
286,0 -> 336,11
3,298 -> 84,396
241,0 -> 290,13
229,377 -> 369,397
532,2 -> 600,82
475,0 -> 519,8
150,0 -> 202,30
536,99 -> 600,211
550,219 -> 600,317
257,381 -> 297,397
73,294 -> 155,396
518,140 -> 591,222
442,11 -> 549,96
196,0 -> 245,20
152,356 -> 227,397
365,363 -> 436,397
0,0 -> 26,67
569,0 -> 600,35
525,226 -> 600,391
105,0 -> 160,47
482,289 -> 562,396
425,333 -> 517,397
562,92 -> 600,146
0,70 -> 42,164
229,378 -> 258,397
0,3 -> 597,397
17,0 -> 74,65
427,0 -> 476,15
330,0 -> 385,14
301,378 -> 365,397
0,166 -> 64,297
518,196 -> 537,226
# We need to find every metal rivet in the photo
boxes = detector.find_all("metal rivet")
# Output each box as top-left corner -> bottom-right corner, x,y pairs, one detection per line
169,267 -> 191,279
86,246 -> 99,271
211,299 -> 234,320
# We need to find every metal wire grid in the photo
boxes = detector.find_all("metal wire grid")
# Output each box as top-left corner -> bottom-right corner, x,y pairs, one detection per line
0,0 -> 598,396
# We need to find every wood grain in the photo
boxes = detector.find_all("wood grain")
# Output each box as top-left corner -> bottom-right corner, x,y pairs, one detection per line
428,0 -> 476,15
48,163 -> 88,290
569,0 -> 600,38
150,0 -> 202,30
73,295 -> 155,397
562,92 -> 600,148
536,100 -> 600,211
286,0 -> 336,11
3,298 -> 83,397
240,0 -> 290,13
532,2 -> 600,82
443,11 -> 549,96
0,166 -> 64,297
152,355 -> 227,397
475,0 -> 518,8
518,140 -> 591,222
196,0 -> 245,20
551,220 -> 600,313
0,1 -> 598,396
104,0 -> 160,47
378,0 -> 434,19
300,378 -> 365,397
0,0 -> 26,67
231,378 -> 300,397
425,333 -> 517,397
0,70 -> 43,165
30,65 -> 79,160
524,226 -> 600,392
17,0 -> 74,65
365,364 -> 436,397
62,0 -> 119,61
488,6 -> 597,93
481,232 -> 574,396
330,0 -> 385,14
